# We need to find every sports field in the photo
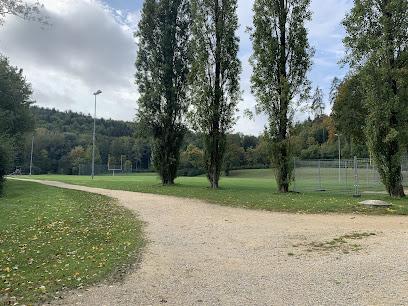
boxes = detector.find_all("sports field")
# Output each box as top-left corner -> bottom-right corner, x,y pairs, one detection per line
16,168 -> 408,215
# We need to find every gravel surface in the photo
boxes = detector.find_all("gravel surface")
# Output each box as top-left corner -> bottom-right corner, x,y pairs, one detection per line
17,179 -> 408,305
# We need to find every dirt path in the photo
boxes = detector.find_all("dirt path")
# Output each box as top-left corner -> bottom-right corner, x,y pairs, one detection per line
15,179 -> 408,305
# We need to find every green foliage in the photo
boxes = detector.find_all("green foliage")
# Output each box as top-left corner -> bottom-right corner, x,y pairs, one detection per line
224,140 -> 245,176
0,180 -> 144,304
19,107 -> 152,174
31,107 -> 136,137
84,145 -> 102,166
331,74 -> 366,144
179,144 -> 205,176
249,0 -> 314,192
0,56 -> 35,140
68,146 -> 85,174
190,0 -> 242,188
342,0 -> 408,197
0,55 -> 35,194
16,107 -> 272,176
135,0 -> 191,184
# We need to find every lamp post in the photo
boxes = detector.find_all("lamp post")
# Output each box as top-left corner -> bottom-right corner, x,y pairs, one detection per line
92,90 -> 102,179
335,133 -> 340,181
29,135 -> 34,176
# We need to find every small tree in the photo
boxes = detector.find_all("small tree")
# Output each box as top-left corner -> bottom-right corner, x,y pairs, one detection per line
342,0 -> 408,197
190,0 -> 242,188
311,86 -> 325,144
84,145 -> 101,165
68,145 -> 85,174
331,74 -> 366,149
248,0 -> 314,192
135,0 -> 191,184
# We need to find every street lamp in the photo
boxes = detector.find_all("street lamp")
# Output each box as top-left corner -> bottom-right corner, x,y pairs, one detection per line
335,133 -> 340,181
92,90 -> 102,179
29,135 -> 34,176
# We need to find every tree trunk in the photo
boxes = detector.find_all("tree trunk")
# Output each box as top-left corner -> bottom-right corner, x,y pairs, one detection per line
207,0 -> 221,189
274,0 -> 291,193
162,178 -> 175,185
388,184 -> 405,198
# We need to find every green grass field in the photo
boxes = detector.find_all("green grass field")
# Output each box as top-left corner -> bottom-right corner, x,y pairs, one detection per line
0,180 -> 144,304
16,168 -> 408,215
2,169 -> 407,302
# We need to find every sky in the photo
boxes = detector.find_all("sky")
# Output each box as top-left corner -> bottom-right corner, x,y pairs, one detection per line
0,0 -> 353,136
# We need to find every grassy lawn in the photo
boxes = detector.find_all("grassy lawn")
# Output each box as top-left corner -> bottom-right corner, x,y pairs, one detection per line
0,180 -> 144,305
19,169 -> 408,215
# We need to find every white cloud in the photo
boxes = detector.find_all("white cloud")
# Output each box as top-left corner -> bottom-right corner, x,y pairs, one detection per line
0,0 -> 139,121
0,0 -> 354,136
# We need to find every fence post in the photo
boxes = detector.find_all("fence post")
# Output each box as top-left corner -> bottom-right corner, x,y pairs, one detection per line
365,162 -> 372,188
353,156 -> 361,197
316,160 -> 325,191
293,157 -> 297,192
373,164 -> 376,184
345,160 -> 348,189
367,163 -> 369,186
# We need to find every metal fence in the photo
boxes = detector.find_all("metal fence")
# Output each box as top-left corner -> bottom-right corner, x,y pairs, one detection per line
293,157 -> 408,196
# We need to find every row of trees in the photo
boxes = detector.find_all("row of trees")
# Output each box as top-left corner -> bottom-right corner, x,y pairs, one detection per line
136,0 -> 408,198
14,107 -> 152,175
13,107 -> 270,176
135,0 -> 242,188
135,0 -> 314,191
3,0 -> 407,198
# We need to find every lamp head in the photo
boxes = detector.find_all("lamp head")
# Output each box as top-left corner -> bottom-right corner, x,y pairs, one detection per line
93,90 -> 102,95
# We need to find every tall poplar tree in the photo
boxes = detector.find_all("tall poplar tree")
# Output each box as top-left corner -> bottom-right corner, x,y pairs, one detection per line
342,0 -> 408,197
135,0 -> 191,184
249,0 -> 314,192
189,0 -> 241,189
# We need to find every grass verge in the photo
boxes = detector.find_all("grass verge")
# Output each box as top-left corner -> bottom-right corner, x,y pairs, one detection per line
0,180 -> 144,305
20,173 -> 408,215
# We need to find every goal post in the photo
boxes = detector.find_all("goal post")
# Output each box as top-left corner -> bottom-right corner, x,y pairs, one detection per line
108,155 -> 124,176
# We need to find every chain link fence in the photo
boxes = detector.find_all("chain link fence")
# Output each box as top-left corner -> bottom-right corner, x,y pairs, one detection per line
293,157 -> 408,196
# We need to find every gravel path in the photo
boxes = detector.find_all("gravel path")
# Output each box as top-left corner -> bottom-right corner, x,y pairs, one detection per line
17,179 -> 408,305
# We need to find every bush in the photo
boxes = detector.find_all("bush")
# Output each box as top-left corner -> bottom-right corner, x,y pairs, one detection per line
178,167 -> 205,177
0,136 -> 13,196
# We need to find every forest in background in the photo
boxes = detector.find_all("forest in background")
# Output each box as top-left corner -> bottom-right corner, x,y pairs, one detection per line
12,106 -> 369,176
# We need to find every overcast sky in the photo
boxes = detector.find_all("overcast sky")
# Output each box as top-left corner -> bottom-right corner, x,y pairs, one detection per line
0,0 -> 353,136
